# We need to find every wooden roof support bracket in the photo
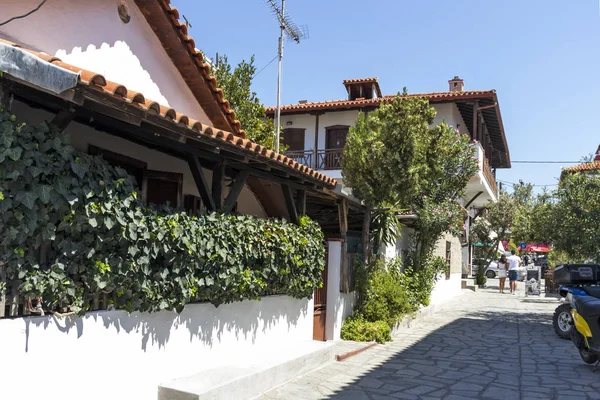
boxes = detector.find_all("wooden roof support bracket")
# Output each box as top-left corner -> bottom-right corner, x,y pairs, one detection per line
50,108 -> 76,132
187,155 -> 216,212
223,170 -> 249,213
212,162 -> 226,211
296,189 -> 306,216
282,184 -> 299,224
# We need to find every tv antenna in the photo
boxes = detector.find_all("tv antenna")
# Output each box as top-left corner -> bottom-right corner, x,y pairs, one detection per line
265,0 -> 308,153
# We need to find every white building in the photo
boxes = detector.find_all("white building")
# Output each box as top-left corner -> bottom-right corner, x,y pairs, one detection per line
266,76 -> 511,301
0,1 -> 356,399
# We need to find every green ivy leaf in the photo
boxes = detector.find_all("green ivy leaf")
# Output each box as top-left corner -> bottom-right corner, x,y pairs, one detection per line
38,185 -> 53,204
15,191 -> 38,209
88,218 -> 98,228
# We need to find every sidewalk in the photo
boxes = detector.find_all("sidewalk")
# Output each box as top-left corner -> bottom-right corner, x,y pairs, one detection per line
258,282 -> 600,400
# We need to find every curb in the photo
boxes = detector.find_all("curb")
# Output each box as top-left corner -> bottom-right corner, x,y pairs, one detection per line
335,342 -> 377,362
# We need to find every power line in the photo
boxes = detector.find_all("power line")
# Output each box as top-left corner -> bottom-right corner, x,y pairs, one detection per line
0,0 -> 48,27
253,55 -> 278,79
498,179 -> 558,187
510,161 -> 580,164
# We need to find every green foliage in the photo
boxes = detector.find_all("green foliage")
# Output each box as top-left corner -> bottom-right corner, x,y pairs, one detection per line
370,202 -> 405,258
471,191 -> 517,282
340,314 -> 391,344
342,92 -> 478,267
360,259 -> 415,327
400,257 -> 446,307
0,109 -> 324,314
210,55 -> 283,150
551,172 -> 600,262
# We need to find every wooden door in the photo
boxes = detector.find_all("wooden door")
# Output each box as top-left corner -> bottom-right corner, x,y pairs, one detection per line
313,245 -> 328,341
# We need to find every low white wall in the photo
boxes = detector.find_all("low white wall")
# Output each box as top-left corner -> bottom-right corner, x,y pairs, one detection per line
325,240 -> 356,341
430,272 -> 463,305
0,295 -> 313,400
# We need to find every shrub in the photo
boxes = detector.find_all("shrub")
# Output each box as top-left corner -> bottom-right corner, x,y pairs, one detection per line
340,313 -> 391,344
0,108 -> 325,314
360,259 -> 415,327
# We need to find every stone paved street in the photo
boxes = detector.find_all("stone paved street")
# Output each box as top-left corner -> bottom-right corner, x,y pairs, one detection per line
258,282 -> 600,400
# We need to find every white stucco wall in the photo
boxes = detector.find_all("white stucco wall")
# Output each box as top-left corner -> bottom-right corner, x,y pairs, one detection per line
325,241 -> 356,341
11,101 -> 267,217
0,0 -> 210,123
389,229 -> 463,306
0,295 -> 313,400
432,103 -> 468,135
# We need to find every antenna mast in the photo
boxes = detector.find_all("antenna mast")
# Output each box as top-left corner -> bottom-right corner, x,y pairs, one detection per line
265,0 -> 307,153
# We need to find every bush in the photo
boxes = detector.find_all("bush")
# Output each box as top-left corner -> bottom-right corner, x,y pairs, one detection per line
0,108 -> 325,314
401,256 -> 446,307
360,259 -> 415,327
340,313 -> 391,344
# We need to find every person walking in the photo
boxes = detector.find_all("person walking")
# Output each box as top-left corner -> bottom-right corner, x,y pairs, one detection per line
498,254 -> 508,293
507,250 -> 521,294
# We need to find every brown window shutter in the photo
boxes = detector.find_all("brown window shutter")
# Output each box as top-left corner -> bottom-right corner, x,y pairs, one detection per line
184,194 -> 202,216
142,170 -> 183,208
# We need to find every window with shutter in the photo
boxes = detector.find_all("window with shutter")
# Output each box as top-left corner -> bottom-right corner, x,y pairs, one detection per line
143,170 -> 183,208
88,145 -> 146,187
282,128 -> 306,151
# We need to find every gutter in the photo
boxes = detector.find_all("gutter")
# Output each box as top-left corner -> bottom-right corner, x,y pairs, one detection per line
0,41 -> 79,94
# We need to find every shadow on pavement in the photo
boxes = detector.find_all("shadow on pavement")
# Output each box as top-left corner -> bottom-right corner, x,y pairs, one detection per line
323,309 -> 599,399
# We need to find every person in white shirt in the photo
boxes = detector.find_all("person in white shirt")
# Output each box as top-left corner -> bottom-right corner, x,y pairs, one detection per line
507,250 -> 521,295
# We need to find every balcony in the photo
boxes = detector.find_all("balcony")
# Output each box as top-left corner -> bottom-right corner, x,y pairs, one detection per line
285,149 -> 343,170
465,142 -> 499,207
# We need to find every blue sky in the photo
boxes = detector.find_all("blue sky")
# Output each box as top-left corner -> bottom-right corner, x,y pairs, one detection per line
173,0 -> 600,190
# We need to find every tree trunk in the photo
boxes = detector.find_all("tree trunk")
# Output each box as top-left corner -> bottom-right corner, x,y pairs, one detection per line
361,205 -> 371,265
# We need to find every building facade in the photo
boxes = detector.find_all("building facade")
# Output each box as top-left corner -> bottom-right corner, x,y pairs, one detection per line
267,76 -> 512,299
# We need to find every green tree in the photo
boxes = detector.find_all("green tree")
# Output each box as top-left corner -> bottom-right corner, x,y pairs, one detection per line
551,172 -> 600,262
342,91 -> 477,265
470,191 -> 516,284
210,55 -> 281,149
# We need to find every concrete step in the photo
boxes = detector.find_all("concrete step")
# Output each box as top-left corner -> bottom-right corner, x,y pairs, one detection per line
461,279 -> 478,292
158,341 -> 336,400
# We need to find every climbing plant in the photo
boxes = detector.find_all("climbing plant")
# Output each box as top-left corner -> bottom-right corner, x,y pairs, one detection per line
0,108 -> 325,314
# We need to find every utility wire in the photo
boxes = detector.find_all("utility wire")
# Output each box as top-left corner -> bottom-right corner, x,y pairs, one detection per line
498,179 -> 558,187
0,0 -> 48,27
253,55 -> 278,79
510,161 -> 580,164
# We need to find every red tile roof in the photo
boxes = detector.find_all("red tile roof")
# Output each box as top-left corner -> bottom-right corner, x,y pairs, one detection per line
133,0 -> 243,136
562,162 -> 600,174
342,77 -> 379,85
0,39 -> 337,188
265,90 -> 497,114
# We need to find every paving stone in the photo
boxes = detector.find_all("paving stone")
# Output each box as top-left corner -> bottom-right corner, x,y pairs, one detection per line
257,284 -> 600,400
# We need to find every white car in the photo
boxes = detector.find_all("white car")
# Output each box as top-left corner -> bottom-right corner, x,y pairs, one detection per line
485,261 -> 526,281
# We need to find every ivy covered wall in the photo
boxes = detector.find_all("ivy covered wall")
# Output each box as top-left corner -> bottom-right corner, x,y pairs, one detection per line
0,108 -> 325,315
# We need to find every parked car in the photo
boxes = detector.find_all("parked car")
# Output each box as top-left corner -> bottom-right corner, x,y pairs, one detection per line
485,260 -> 526,281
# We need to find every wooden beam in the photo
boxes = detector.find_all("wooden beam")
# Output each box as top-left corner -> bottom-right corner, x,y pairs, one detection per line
338,199 -> 348,236
50,108 -> 76,132
0,79 -> 13,111
187,155 -> 216,211
223,170 -> 249,213
296,189 -> 306,215
465,191 -> 484,209
282,184 -> 299,224
212,162 -> 225,210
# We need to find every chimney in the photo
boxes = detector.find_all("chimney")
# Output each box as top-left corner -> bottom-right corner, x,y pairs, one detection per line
298,100 -> 308,104
448,76 -> 464,92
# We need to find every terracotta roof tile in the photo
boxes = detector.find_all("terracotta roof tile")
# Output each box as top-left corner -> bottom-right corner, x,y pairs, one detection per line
0,39 -> 336,188
133,0 -> 244,136
265,90 -> 497,114
343,77 -> 379,85
562,162 -> 600,174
